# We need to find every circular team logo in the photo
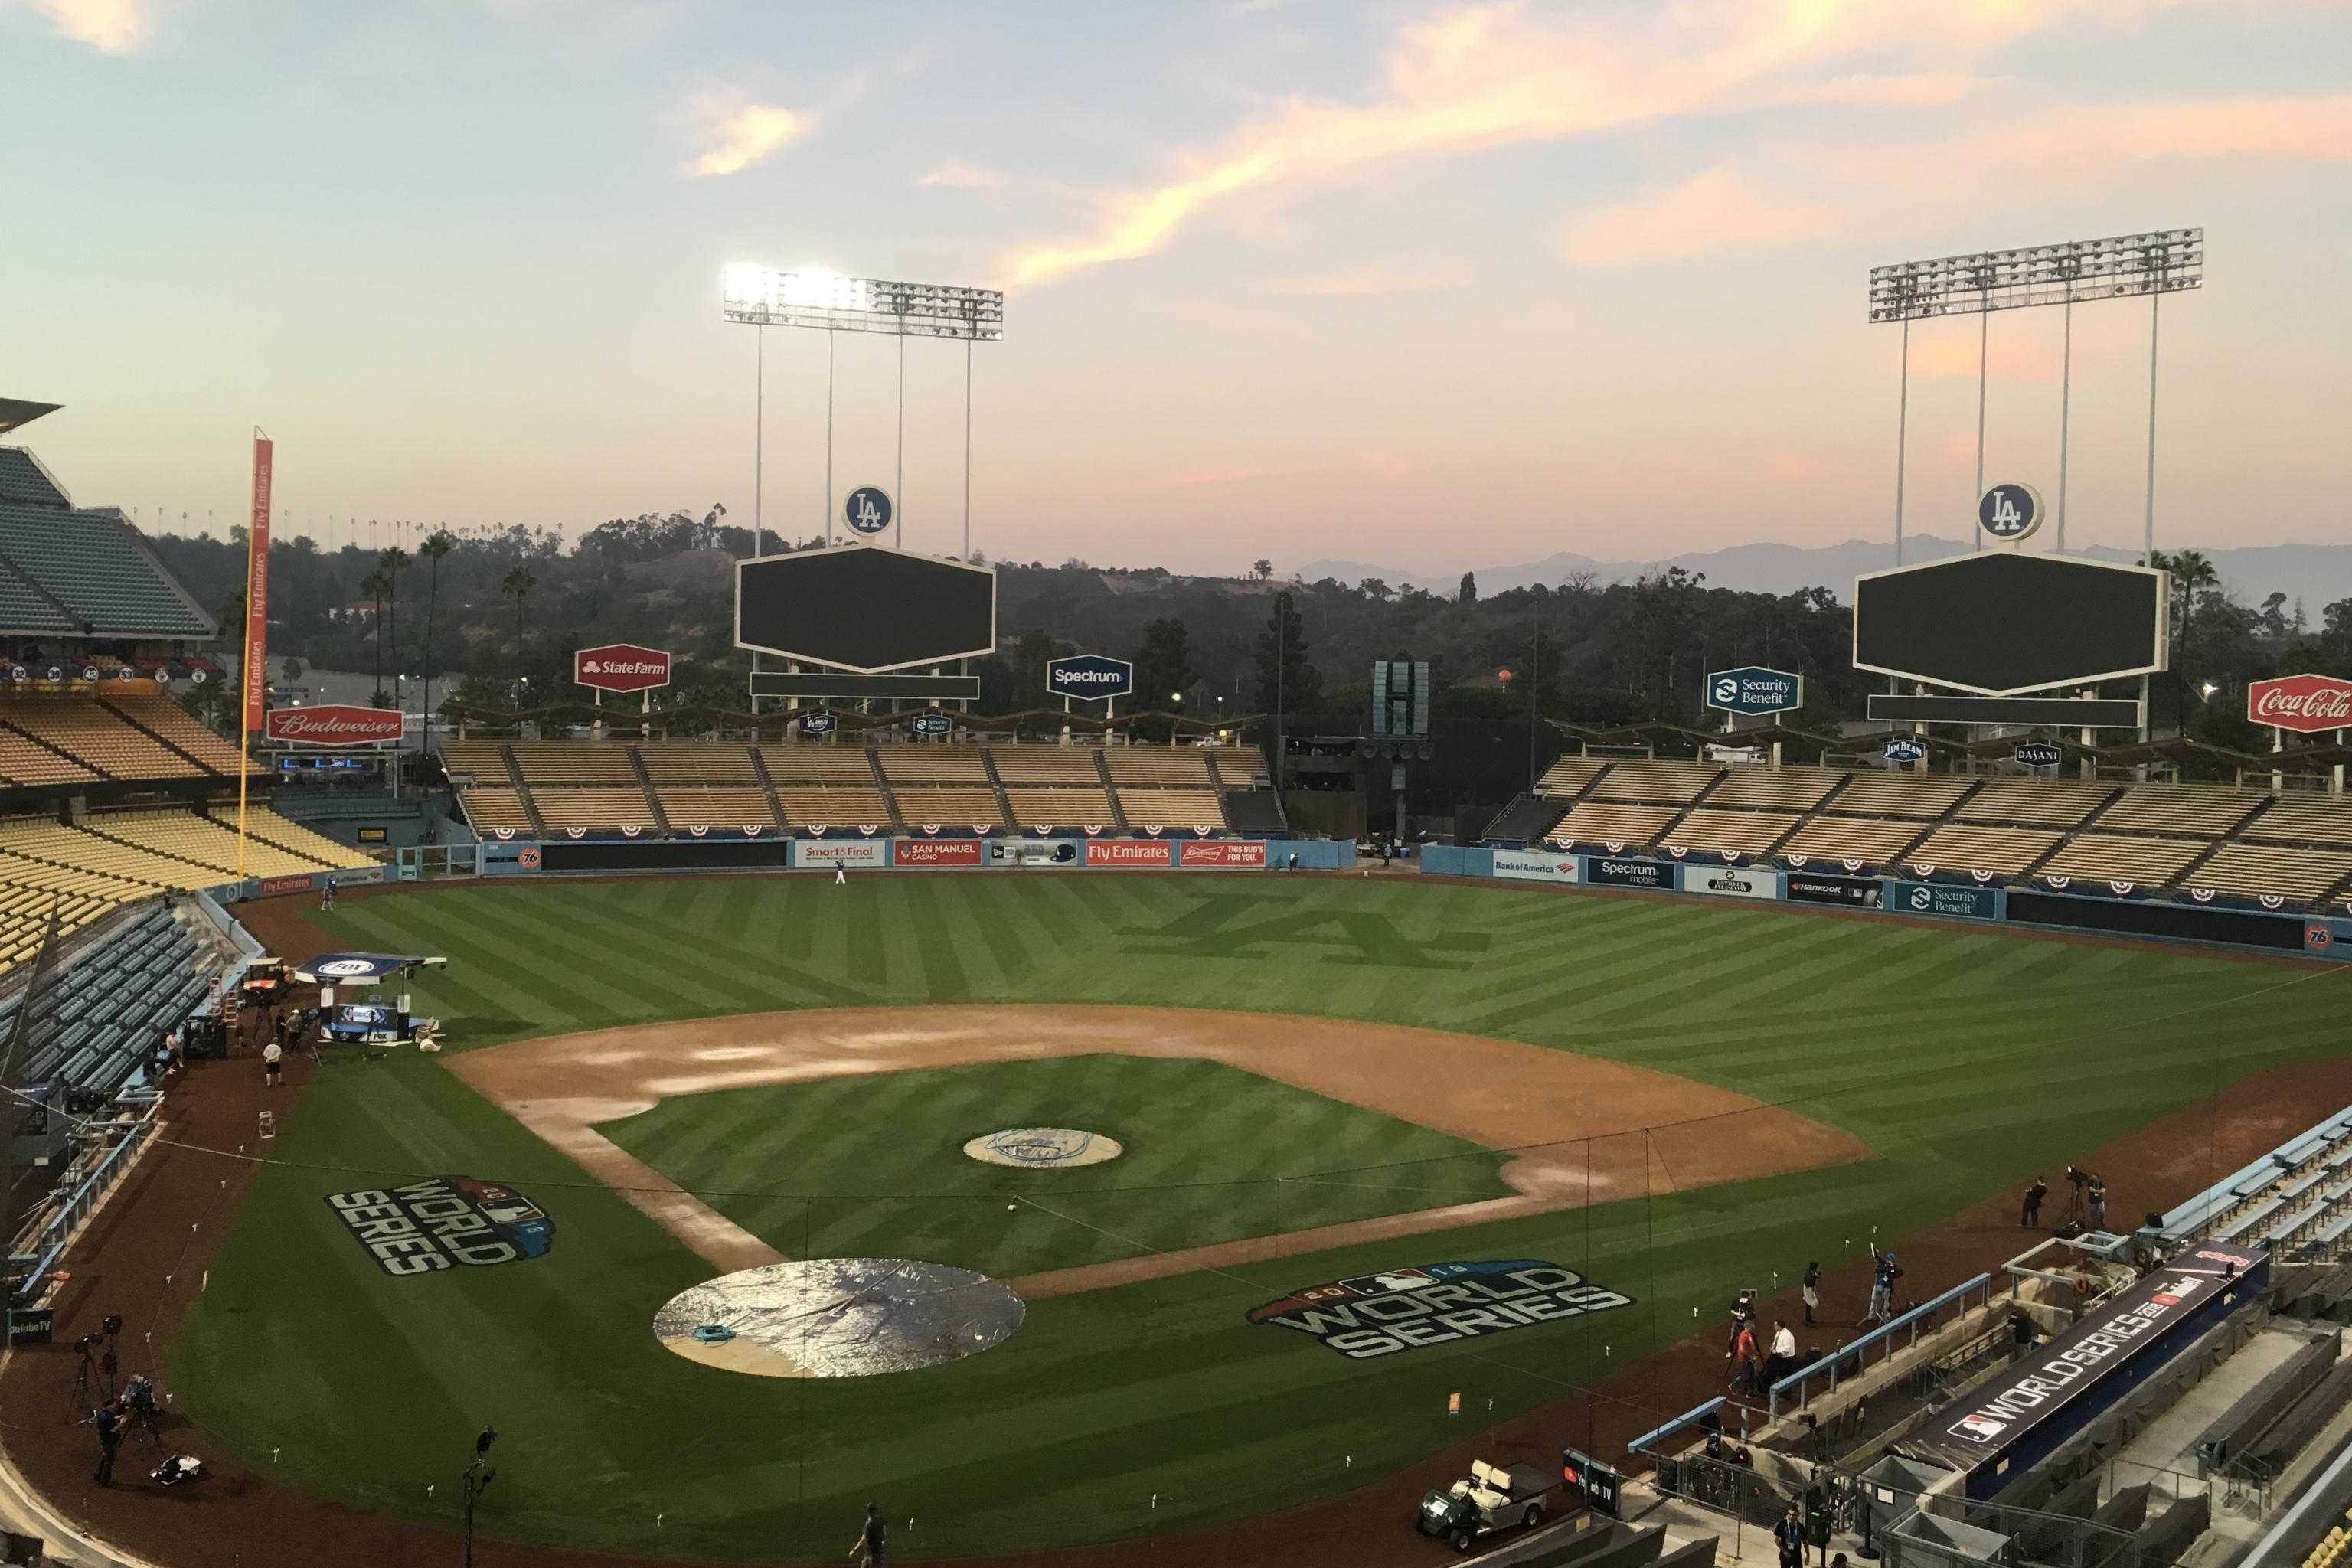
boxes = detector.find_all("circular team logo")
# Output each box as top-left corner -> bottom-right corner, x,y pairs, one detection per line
315,959 -> 376,977
843,485 -> 893,537
1978,482 -> 2043,542
962,1128 -> 1125,1168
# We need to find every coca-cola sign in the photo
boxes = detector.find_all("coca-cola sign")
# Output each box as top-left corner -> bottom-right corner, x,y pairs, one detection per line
2248,675 -> 2352,734
574,643 -> 671,694
263,704 -> 405,747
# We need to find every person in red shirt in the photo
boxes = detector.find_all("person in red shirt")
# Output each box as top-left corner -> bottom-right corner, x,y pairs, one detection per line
1727,1321 -> 1760,1395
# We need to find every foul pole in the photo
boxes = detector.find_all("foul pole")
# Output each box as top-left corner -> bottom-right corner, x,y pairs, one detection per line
237,431 -> 275,877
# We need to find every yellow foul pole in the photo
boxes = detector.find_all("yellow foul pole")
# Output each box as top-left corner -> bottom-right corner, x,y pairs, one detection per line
238,431 -> 275,880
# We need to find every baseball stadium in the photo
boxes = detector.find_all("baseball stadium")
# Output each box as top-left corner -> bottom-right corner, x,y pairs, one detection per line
7,371 -> 2352,1568
8,24 -> 2352,1561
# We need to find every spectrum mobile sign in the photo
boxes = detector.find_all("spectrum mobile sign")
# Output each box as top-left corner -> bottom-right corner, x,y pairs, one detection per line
263,704 -> 404,746
1249,1259 -> 1633,1360
1047,654 -> 1133,703
574,643 -> 672,694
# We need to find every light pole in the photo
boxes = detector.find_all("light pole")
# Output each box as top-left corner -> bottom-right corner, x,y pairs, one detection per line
1170,692 -> 1184,749
461,1426 -> 497,1568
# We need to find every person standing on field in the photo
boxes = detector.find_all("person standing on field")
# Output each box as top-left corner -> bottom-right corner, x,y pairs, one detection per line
848,1501 -> 886,1567
263,1037 -> 283,1087
1802,1260 -> 1820,1328
2022,1175 -> 2048,1227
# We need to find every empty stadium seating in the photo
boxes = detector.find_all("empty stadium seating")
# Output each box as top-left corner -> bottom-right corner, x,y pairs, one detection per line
877,747 -> 992,785
993,747 -> 1108,786
639,743 -> 759,781
759,745 -> 882,784
87,809 -> 360,879
532,786 -> 658,832
1005,787 -> 1116,830
2185,844 -> 2352,903
774,786 -> 890,829
1204,747 -> 1268,787
1588,760 -> 1724,805
1121,789 -> 1226,831
1548,801 -> 1678,848
0,903 -> 224,1094
1534,756 -> 1609,796
1955,778 -> 2115,828
103,690 -> 260,775
2246,795 -> 2352,848
506,741 -> 637,782
1105,749 -> 1214,788
654,786 -> 779,831
1778,815 -> 1929,867
439,740 -> 513,782
892,786 -> 1005,829
1704,767 -> 1845,811
2037,833 -> 2207,886
0,697 -> 205,780
459,787 -> 534,833
2096,785 -> 2262,838
1819,771 -> 1975,818
1662,808 -> 1798,857
1906,822 -> 2062,874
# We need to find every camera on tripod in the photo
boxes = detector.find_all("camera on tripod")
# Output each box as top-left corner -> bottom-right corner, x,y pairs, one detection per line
2065,1165 -> 2089,1190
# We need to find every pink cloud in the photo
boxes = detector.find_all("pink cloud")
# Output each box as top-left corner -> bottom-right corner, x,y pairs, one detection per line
1560,168 -> 1841,265
1756,452 -> 1830,485
996,0 -> 2174,290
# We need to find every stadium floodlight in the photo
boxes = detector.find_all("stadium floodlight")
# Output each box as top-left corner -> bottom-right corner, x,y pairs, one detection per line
1870,227 -> 2200,595
1867,229 -> 2201,323
721,264 -> 1004,341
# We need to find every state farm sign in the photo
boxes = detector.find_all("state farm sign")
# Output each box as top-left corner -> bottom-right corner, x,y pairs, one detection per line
573,643 -> 671,694
263,704 -> 404,747
2248,675 -> 2352,734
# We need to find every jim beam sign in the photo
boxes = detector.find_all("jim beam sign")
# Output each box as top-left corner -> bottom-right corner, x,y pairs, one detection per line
1248,1259 -> 1632,1359
2248,674 -> 2352,734
263,704 -> 404,746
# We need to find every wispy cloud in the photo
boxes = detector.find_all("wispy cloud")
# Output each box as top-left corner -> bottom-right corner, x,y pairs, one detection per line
1263,260 -> 1466,296
8,0 -> 150,51
995,0 -> 2176,290
1561,169 -> 1839,265
684,95 -> 810,178
921,161 -> 1004,189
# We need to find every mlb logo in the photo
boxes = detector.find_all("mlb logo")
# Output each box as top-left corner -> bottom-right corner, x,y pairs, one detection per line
2151,1290 -> 2181,1307
1954,1415 -> 2007,1442
1344,1267 -> 1431,1294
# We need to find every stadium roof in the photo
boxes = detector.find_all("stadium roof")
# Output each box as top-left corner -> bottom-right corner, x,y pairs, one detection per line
0,433 -> 216,639
0,400 -> 59,439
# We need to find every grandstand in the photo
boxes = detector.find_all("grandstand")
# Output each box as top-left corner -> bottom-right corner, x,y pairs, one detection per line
441,738 -> 1281,838
0,901 -> 224,1099
1490,752 -> 2352,910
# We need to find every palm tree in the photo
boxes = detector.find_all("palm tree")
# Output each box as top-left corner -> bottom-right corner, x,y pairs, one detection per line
359,567 -> 390,705
378,544 -> 410,707
2151,548 -> 2220,735
500,562 -> 537,689
418,529 -> 454,750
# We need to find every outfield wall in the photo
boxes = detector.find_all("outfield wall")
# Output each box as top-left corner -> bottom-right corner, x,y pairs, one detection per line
463,836 -> 1360,876
1422,845 -> 2352,960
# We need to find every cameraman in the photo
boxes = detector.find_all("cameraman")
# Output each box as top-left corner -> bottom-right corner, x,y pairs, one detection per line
92,1397 -> 125,1487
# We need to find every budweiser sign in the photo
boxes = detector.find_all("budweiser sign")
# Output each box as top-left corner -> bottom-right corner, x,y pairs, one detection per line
574,642 -> 671,694
2248,675 -> 2352,733
263,704 -> 405,746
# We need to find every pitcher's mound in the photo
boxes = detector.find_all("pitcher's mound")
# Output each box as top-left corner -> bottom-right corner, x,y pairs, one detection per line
964,1128 -> 1123,1168
652,1259 -> 1024,1378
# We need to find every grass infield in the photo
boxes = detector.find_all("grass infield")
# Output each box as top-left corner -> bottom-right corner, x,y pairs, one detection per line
167,874 -> 2352,1560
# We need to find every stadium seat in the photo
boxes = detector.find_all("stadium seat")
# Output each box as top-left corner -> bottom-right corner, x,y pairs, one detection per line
1203,747 -> 1269,787
991,747 -> 1108,786
637,743 -> 760,782
1534,756 -> 1609,797
1907,822 -> 2062,874
2245,795 -> 2352,848
757,744 -> 881,785
774,786 -> 891,829
1120,789 -> 1226,831
2187,843 -> 2352,903
1588,760 -> 1724,805
531,786 -> 657,831
891,786 -> 1005,829
1955,779 -> 2115,828
1004,786 -> 1116,830
2037,834 -> 2207,886
2096,785 -> 2265,837
1778,815 -> 1929,867
1821,772 -> 1975,818
507,742 -> 637,783
1661,809 -> 1797,856
1103,749 -> 1214,788
654,786 -> 780,831
1547,801 -> 1677,848
1704,768 -> 1845,812
879,747 -> 992,784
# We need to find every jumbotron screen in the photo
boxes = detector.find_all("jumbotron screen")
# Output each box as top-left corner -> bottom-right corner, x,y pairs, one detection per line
737,545 -> 995,673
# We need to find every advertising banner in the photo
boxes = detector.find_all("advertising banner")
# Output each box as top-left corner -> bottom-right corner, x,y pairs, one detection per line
791,839 -> 890,869
2247,674 -> 2352,734
263,704 -> 405,746
1687,865 -> 1780,900
241,436 -> 273,734
895,838 -> 984,867
1886,880 -> 1998,920
574,643 -> 672,694
1046,654 -> 1134,703
1786,873 -> 1883,908
988,840 -> 1078,867
1492,848 -> 1578,883
1584,856 -> 1671,890
1177,840 -> 1266,867
257,873 -> 318,897
1704,666 -> 1804,717
1085,839 -> 1175,867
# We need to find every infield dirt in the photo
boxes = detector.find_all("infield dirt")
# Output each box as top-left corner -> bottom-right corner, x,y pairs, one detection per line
447,1003 -> 1878,1294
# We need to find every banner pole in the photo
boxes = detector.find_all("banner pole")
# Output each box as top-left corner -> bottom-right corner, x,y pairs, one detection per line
238,431 -> 275,880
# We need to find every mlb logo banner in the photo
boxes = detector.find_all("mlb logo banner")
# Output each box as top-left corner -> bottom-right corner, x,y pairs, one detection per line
325,1176 -> 554,1277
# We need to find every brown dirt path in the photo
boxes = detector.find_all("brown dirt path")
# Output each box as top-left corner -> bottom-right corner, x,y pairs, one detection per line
447,1004 -> 1875,1295
5,886 -> 2349,1568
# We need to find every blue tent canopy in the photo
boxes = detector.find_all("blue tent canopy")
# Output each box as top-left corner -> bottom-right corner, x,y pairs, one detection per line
292,952 -> 448,986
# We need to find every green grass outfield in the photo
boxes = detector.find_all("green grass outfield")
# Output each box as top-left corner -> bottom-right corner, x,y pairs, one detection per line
168,874 -> 2352,1560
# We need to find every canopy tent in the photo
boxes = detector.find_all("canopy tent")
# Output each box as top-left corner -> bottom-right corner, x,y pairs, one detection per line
291,952 -> 447,987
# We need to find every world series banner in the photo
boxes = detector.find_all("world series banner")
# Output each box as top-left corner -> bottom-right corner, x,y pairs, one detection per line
241,435 -> 273,734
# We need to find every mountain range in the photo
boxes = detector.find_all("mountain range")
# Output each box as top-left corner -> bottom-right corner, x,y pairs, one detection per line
1296,536 -> 2352,610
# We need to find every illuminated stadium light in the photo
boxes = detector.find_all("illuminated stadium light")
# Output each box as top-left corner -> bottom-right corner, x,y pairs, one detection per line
1867,229 -> 2202,323
720,263 -> 1003,341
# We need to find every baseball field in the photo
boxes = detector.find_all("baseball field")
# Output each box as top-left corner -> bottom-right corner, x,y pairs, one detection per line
161,873 -> 2352,1561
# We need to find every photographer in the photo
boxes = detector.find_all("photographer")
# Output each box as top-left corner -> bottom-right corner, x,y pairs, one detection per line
93,1398 -> 125,1487
2088,1173 -> 2108,1231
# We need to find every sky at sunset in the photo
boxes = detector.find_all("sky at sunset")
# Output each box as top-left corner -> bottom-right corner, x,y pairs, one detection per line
4,0 -> 2348,577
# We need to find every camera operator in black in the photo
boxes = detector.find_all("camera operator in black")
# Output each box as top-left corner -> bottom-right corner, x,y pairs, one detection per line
93,1399 -> 125,1487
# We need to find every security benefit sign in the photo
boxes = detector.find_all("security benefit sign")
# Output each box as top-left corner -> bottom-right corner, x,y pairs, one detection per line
1704,666 -> 1804,718
1248,1259 -> 1633,1360
326,1176 -> 555,1277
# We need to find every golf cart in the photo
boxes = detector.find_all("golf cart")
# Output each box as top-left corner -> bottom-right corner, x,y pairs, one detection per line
232,956 -> 291,1011
1419,1459 -> 1559,1553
